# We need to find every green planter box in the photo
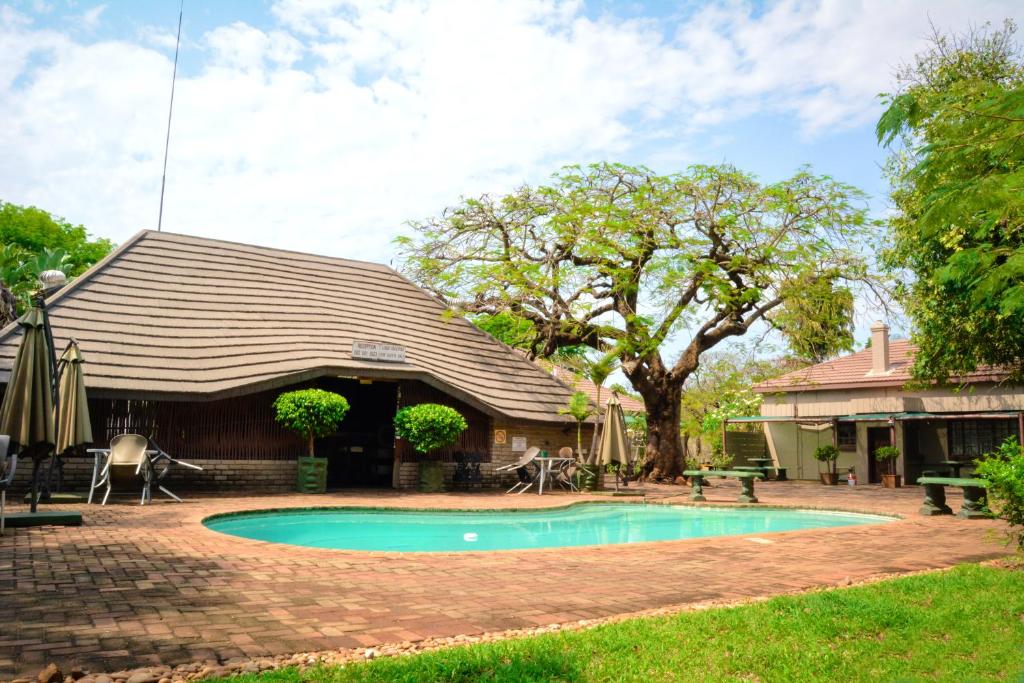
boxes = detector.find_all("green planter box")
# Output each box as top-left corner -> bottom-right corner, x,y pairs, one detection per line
578,464 -> 602,491
297,456 -> 327,493
419,460 -> 445,493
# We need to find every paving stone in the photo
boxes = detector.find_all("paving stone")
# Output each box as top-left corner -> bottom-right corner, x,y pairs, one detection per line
0,484 -> 1009,680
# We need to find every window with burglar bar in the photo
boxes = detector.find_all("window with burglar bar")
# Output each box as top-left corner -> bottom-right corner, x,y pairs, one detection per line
948,419 -> 1019,459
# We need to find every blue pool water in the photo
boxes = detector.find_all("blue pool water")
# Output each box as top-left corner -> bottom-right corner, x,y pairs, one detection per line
204,504 -> 894,552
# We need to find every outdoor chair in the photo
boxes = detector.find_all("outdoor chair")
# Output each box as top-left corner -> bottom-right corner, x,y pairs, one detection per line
496,446 -> 540,494
550,446 -> 579,491
0,435 -> 16,535
90,434 -> 204,505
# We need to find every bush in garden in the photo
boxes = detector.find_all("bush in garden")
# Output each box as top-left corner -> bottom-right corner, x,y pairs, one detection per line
873,445 -> 900,475
394,403 -> 468,454
273,389 -> 350,457
975,437 -> 1024,551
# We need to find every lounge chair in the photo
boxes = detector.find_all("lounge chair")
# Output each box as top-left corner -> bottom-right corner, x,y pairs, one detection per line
496,446 -> 540,494
0,435 -> 16,535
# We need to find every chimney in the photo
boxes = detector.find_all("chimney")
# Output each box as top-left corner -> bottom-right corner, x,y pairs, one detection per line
869,321 -> 890,375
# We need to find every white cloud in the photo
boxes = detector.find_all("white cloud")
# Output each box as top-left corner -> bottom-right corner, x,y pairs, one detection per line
0,0 -> 1022,263
78,4 -> 105,31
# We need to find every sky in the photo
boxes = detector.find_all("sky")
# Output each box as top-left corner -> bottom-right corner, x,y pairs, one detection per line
2,0 -> 1024,347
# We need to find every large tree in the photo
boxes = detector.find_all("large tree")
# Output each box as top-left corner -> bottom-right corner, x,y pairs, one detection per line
398,163 -> 878,479
877,20 -> 1024,381
0,201 -> 113,322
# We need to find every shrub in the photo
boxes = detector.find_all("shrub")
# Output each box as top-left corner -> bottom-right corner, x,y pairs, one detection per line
874,445 -> 900,475
394,403 -> 468,455
558,391 -> 594,458
813,444 -> 840,475
273,389 -> 350,457
975,437 -> 1024,551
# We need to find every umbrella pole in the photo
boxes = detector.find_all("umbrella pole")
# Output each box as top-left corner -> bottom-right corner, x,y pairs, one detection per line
37,293 -> 60,503
30,457 -> 41,513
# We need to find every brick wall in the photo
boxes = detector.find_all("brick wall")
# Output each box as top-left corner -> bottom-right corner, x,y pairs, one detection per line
9,456 -> 297,496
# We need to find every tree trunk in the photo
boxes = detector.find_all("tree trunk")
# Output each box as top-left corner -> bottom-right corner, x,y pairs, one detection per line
308,434 -> 315,457
637,381 -> 685,481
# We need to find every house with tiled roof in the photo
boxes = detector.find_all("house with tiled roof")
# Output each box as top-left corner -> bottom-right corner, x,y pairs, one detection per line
737,322 -> 1023,483
541,363 -> 646,414
0,230 -> 591,491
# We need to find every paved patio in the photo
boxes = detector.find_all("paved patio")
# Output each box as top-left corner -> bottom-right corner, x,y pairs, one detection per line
0,481 -> 1010,679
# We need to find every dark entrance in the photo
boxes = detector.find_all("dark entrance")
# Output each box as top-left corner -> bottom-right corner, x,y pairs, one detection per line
314,378 -> 397,488
867,426 -> 892,484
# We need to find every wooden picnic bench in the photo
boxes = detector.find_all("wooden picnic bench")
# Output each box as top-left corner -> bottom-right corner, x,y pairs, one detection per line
683,470 -> 766,504
734,465 -> 788,481
916,476 -> 989,519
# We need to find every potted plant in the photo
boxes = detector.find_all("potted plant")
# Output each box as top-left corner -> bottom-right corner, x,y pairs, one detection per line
813,444 -> 840,485
393,403 -> 468,492
874,445 -> 902,488
273,389 -> 350,493
559,391 -> 598,490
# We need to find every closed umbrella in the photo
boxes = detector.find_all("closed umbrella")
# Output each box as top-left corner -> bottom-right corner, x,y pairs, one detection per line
595,393 -> 630,491
55,341 -> 91,455
0,307 -> 55,512
54,341 -> 92,482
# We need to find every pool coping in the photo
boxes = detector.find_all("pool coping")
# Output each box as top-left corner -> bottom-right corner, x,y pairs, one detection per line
199,499 -> 902,555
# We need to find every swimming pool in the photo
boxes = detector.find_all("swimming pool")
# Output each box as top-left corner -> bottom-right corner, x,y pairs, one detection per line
204,504 -> 894,552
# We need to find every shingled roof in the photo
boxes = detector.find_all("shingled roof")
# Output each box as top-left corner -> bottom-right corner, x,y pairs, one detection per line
754,340 -> 1008,393
540,363 -> 646,413
0,230 -> 580,422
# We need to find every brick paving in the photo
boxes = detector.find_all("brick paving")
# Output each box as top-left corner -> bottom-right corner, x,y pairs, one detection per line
0,481 -> 1010,679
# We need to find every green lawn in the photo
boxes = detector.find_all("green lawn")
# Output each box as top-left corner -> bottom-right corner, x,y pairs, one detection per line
221,564 -> 1024,682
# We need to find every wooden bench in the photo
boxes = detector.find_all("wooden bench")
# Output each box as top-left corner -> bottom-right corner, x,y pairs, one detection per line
683,470 -> 766,504
916,476 -> 989,519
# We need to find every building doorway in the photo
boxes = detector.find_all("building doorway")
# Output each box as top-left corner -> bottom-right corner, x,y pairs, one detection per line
866,427 -> 892,484
314,378 -> 397,488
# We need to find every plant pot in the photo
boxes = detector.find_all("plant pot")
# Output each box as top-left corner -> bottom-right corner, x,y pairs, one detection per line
296,456 -> 328,493
819,472 -> 839,486
418,460 -> 445,493
882,473 -> 902,488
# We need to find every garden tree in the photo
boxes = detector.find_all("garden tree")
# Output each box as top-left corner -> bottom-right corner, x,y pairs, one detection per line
559,391 -> 595,458
398,163 -> 879,479
681,349 -> 789,461
272,389 -> 351,456
976,438 -> 1024,550
877,20 -> 1024,381
0,201 -> 113,317
393,403 -> 468,454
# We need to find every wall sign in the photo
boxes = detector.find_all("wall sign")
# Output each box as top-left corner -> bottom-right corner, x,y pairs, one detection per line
352,341 -> 406,363
494,429 -> 507,445
511,436 -> 527,452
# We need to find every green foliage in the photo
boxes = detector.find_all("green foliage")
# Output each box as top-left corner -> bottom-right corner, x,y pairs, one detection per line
272,389 -> 351,457
813,444 -> 840,476
877,21 -> 1024,381
559,391 -> 594,458
975,437 -> 1024,550
873,446 -> 900,476
472,311 -> 587,360
770,276 -> 855,363
393,403 -> 468,454
398,162 -> 880,477
0,200 -> 114,313
217,565 -> 1024,683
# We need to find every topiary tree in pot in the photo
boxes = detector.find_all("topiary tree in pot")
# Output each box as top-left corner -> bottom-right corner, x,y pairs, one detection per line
273,389 -> 350,493
393,403 -> 468,492
874,445 -> 901,488
813,444 -> 840,485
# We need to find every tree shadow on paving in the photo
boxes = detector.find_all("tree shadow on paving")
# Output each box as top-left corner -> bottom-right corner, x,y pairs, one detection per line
0,539 -> 271,680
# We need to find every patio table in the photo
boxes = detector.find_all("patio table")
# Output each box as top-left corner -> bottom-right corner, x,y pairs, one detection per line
747,458 -> 773,467
535,456 -> 575,495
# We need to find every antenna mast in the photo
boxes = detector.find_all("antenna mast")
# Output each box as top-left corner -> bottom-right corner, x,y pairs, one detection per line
157,0 -> 184,232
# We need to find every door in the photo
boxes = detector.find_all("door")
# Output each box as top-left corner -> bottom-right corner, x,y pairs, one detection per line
867,427 -> 892,484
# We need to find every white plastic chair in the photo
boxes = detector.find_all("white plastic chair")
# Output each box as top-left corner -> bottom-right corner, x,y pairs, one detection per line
93,433 -> 149,505
0,435 -> 16,535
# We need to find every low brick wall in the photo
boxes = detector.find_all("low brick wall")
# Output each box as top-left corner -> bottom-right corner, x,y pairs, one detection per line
8,456 -> 297,496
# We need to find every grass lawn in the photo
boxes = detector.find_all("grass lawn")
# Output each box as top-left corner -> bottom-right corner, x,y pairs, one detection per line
220,564 -> 1024,682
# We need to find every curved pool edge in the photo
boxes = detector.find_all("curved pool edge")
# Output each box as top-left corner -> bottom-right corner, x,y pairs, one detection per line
200,501 -> 901,555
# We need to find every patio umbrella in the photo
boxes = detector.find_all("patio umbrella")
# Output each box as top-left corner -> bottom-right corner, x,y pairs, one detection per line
55,339 -> 92,464
0,306 -> 56,512
594,393 -> 630,491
